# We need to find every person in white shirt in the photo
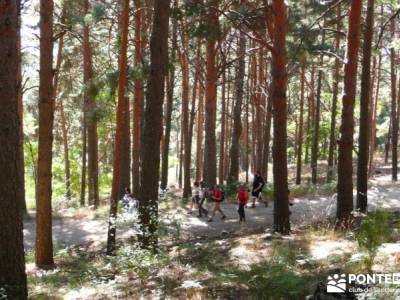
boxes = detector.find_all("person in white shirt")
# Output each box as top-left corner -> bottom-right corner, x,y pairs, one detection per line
189,181 -> 200,214
198,181 -> 208,217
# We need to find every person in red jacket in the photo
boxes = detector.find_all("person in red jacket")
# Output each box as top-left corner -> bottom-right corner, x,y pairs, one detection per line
237,184 -> 248,222
208,185 -> 226,222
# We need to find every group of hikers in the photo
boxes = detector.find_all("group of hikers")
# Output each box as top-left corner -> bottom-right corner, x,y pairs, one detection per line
121,171 -> 267,224
189,171 -> 266,223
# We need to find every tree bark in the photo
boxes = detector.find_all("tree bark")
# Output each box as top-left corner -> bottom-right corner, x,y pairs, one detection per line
368,55 -> 381,177
36,0 -> 55,268
160,12 -> 177,190
271,0 -> 290,234
219,70 -> 226,185
228,31 -> 246,183
132,0 -> 143,197
385,119 -> 392,164
187,44 -> 201,186
356,0 -> 375,212
16,0 -> 26,215
203,0 -> 219,188
311,29 -> 325,184
80,109 -> 87,206
138,0 -> 170,250
256,48 -> 265,172
245,63 -> 251,183
305,66 -> 315,164
107,0 -> 130,254
83,0 -> 99,208
296,64 -> 305,185
261,80 -> 272,183
390,19 -> 398,181
180,26 -> 191,198
0,0 -> 28,297
118,2 -> 131,199
196,81 -> 204,181
327,2 -> 342,183
53,21 -> 72,202
337,0 -> 362,222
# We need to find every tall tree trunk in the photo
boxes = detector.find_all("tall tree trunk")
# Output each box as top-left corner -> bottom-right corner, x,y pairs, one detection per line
256,48 -> 265,172
16,0 -> 27,215
187,44 -> 201,186
327,2 -> 341,183
368,55 -> 381,177
80,110 -> 87,206
36,0 -> 55,269
196,82 -> 204,181
390,19 -> 398,181
228,31 -> 246,183
223,74 -> 232,181
271,0 -> 290,234
356,0 -> 375,212
119,97 -> 130,198
139,0 -> 170,250
337,0 -> 362,222
178,127 -> 183,188
311,30 -> 325,184
305,66 -> 315,164
181,28 -> 191,198
53,24 -> 72,202
59,100 -> 72,201
132,0 -> 143,197
219,70 -> 226,185
385,120 -> 392,164
83,0 -> 99,208
203,0 -> 219,188
261,79 -> 272,183
160,12 -> 177,190
245,75 -> 250,183
0,0 -> 28,297
118,3 -> 131,199
107,0 -> 130,254
296,64 -> 305,185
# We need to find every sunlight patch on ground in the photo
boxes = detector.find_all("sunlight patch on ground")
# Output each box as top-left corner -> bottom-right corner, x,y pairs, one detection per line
183,216 -> 209,228
63,287 -> 97,300
310,240 -> 355,260
228,236 -> 270,270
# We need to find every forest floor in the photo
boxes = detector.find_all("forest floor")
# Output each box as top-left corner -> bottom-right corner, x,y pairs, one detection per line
24,173 -> 400,299
23,174 -> 400,249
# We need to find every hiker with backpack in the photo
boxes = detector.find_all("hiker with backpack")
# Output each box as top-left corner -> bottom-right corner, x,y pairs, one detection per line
237,184 -> 249,222
251,171 -> 265,208
208,185 -> 226,222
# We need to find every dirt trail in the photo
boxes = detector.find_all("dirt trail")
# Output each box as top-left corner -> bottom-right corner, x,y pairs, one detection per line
23,175 -> 400,249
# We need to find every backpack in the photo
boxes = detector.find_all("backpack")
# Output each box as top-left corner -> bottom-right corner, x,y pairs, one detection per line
221,189 -> 225,202
238,189 -> 247,203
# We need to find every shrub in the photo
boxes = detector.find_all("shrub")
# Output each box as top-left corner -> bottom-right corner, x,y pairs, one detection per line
355,211 -> 391,271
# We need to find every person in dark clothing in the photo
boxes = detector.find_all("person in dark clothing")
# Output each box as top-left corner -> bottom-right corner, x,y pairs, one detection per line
251,171 -> 265,208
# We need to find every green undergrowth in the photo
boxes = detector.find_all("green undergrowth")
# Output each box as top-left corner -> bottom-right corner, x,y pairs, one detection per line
26,210 -> 400,299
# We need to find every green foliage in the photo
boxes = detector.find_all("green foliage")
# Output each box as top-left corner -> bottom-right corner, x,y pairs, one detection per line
270,240 -> 303,266
355,211 -> 391,271
111,245 -> 169,280
223,180 -> 240,199
240,263 -> 315,299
